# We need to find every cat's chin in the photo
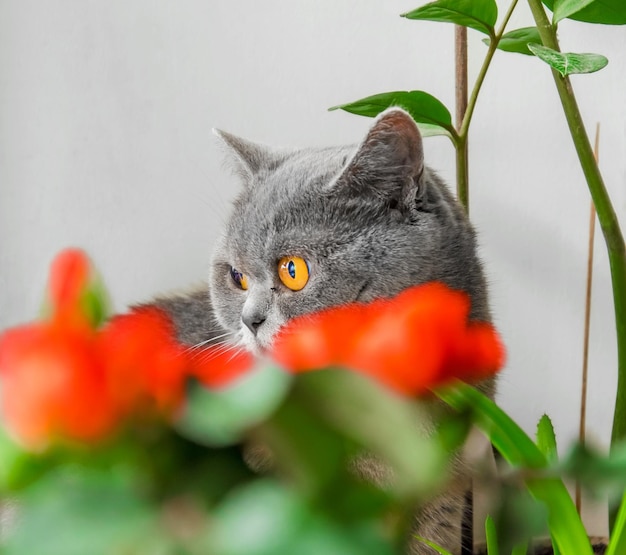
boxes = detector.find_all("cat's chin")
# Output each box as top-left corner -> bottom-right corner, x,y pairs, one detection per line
240,333 -> 273,357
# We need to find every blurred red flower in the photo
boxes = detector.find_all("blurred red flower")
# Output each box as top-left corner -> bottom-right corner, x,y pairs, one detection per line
99,307 -> 191,416
0,324 -> 119,449
0,249 -> 119,449
0,248 -> 255,449
271,283 -> 505,395
189,346 -> 254,389
100,307 -> 253,415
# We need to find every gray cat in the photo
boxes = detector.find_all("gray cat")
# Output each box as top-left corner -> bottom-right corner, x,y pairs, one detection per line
155,108 -> 493,554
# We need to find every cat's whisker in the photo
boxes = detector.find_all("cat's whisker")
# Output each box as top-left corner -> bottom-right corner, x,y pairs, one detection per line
225,346 -> 249,364
193,341 -> 240,364
181,332 -> 234,354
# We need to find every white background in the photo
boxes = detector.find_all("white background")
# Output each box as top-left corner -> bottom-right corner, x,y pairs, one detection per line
1,0 -> 625,529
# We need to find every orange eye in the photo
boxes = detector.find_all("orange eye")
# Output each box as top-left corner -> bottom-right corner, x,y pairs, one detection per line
230,267 -> 248,290
278,256 -> 309,291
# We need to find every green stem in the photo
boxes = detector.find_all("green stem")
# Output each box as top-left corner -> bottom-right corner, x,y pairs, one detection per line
526,0 -> 626,451
455,0 -> 520,212
456,136 -> 469,211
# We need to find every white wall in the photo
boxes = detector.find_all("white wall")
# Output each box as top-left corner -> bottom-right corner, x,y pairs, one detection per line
1,0 -> 625,498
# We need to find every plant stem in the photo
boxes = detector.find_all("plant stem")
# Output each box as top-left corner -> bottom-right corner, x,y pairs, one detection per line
526,0 -> 626,450
576,124 -> 600,515
455,25 -> 469,212
455,0 -> 519,212
456,135 -> 469,212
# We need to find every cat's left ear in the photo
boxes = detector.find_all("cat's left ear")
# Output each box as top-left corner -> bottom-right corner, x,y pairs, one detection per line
213,129 -> 286,183
333,108 -> 424,209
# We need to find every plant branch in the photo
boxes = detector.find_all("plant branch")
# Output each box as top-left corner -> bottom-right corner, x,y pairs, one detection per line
526,0 -> 626,451
458,0 -> 520,141
455,0 -> 519,212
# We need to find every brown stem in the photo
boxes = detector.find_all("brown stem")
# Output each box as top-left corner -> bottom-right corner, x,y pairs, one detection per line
576,124 -> 600,515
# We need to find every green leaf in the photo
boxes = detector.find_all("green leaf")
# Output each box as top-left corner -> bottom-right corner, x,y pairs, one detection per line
413,535 -> 453,555
2,468 -> 155,555
536,414 -> 558,463
490,485 -> 549,554
330,90 -> 455,138
176,364 -> 292,447
485,515 -> 499,555
0,427 -> 26,491
296,370 -> 452,501
259,387 -> 353,501
511,542 -> 530,555
607,490 -> 626,555
528,43 -> 608,77
80,277 -> 110,328
552,0 -> 596,22
438,383 -> 593,555
543,0 -> 626,24
557,441 -> 626,502
483,27 -> 542,55
402,0 -> 498,36
206,480 -> 395,555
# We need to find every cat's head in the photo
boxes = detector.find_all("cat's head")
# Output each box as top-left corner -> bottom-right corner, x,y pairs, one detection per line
209,109 -> 481,353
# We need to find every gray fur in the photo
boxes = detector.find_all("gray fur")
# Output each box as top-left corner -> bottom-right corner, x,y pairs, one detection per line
158,109 -> 493,554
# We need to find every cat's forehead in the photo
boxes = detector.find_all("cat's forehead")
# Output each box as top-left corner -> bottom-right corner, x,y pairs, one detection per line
229,146 -> 352,227
224,146 -> 361,262
256,145 -> 353,192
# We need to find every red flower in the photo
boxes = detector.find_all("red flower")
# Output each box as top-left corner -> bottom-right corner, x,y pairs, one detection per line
0,324 -> 119,449
0,248 -> 256,449
98,307 -> 191,415
100,307 -> 254,414
48,248 -> 90,311
189,347 -> 254,389
0,250 -> 119,449
272,283 -> 505,395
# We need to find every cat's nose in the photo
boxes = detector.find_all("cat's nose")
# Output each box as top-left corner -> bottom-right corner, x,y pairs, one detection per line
242,312 -> 266,335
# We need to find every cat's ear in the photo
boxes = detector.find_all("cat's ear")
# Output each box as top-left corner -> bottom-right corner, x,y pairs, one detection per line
213,129 -> 284,181
333,108 -> 424,207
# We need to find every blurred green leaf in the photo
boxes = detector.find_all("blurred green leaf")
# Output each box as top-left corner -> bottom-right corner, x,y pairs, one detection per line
482,27 -> 542,55
296,370 -> 452,501
543,0 -> 626,24
414,535 -> 453,554
176,364 -> 291,447
536,414 -> 558,463
528,43 -> 608,77
485,515 -> 499,555
557,441 -> 626,503
511,542 -> 530,555
0,427 -> 27,491
80,277 -> 110,328
401,0 -> 498,36
1,468 -> 156,555
607,490 -> 626,555
491,485 -> 548,554
205,480 -> 395,555
258,387 -> 355,502
438,383 -> 593,555
330,91 -> 455,139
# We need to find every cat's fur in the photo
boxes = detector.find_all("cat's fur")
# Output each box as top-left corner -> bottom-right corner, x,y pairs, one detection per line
154,109 -> 493,554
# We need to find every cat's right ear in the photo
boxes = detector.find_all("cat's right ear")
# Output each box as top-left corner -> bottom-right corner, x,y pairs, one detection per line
330,109 -> 424,212
213,129 -> 281,183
